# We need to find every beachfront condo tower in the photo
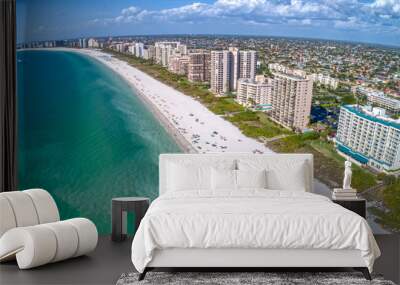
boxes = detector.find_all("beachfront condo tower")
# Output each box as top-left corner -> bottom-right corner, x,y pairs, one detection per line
155,42 -> 180,67
168,55 -> 189,76
237,79 -> 273,108
188,50 -> 211,83
269,71 -> 313,131
135,43 -> 144,58
229,47 -> 240,91
210,48 -> 257,95
238,50 -> 257,84
79,38 -> 87,48
336,105 -> 400,174
210,50 -> 232,95
229,48 -> 257,91
143,46 -> 156,61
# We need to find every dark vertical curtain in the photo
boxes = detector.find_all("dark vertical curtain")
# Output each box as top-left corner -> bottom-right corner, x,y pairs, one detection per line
0,0 -> 17,192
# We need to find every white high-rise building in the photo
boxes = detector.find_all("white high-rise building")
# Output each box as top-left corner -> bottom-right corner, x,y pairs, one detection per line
178,44 -> 188,55
239,50 -> 257,83
128,44 -> 135,55
210,48 -> 257,95
162,46 -> 173,67
155,42 -> 181,67
236,79 -> 273,108
79,38 -> 87,48
229,48 -> 257,90
336,105 -> 400,174
114,42 -> 125,53
87,38 -> 99,48
229,47 -> 240,91
210,51 -> 232,95
135,42 -> 144,58
143,46 -> 155,60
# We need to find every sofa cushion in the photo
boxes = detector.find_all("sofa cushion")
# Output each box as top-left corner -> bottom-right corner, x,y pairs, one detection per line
0,192 -> 39,227
42,221 -> 79,262
0,196 -> 17,237
24,189 -> 60,224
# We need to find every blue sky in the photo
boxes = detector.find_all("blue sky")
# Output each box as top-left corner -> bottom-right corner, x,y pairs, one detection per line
17,0 -> 400,46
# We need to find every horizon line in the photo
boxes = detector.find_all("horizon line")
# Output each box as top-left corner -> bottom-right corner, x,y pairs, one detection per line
18,33 -> 400,49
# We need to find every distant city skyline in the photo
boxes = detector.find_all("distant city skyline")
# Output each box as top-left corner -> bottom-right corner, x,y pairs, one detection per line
17,0 -> 400,46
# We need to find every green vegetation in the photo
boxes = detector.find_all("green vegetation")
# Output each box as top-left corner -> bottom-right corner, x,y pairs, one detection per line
371,177 -> 400,232
382,179 -> 400,223
352,168 -> 379,192
257,63 -> 272,77
227,111 -> 291,138
313,84 -> 362,107
310,140 -> 347,162
341,94 -> 357,105
269,132 -> 320,152
391,113 -> 400,120
209,98 -> 244,114
227,110 -> 258,122
335,72 -> 356,82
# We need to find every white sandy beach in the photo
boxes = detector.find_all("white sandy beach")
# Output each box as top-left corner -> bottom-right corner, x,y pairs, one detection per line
51,48 -> 273,154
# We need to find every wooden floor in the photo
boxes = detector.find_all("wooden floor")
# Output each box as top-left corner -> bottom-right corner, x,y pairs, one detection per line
1,234 -> 399,285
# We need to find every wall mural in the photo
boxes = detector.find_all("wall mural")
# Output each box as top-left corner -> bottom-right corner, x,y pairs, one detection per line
17,0 -> 400,234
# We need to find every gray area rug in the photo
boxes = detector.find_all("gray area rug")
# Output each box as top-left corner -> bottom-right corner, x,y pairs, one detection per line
117,272 -> 395,285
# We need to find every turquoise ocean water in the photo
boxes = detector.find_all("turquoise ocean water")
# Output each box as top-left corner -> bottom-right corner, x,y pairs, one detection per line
17,50 -> 181,233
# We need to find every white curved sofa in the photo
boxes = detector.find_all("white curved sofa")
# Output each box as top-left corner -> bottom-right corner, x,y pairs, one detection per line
0,189 -> 98,269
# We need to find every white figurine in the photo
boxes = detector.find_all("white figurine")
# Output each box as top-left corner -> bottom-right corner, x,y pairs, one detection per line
343,160 -> 352,190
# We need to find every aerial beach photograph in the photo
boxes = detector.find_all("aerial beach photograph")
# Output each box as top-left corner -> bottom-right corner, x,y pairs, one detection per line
15,0 -> 400,236
1,0 -> 400,284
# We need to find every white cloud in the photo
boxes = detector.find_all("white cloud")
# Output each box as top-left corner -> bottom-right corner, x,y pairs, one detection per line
121,6 -> 139,16
89,0 -> 400,34
371,0 -> 400,15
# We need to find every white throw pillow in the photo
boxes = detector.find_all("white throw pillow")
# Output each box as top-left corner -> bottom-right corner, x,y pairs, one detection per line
211,168 -> 237,191
167,163 -> 211,191
238,159 -> 308,191
266,161 -> 307,191
236,169 -> 267,189
165,158 -> 237,193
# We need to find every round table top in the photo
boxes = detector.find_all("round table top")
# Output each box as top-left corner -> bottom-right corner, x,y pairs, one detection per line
112,197 -> 149,202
